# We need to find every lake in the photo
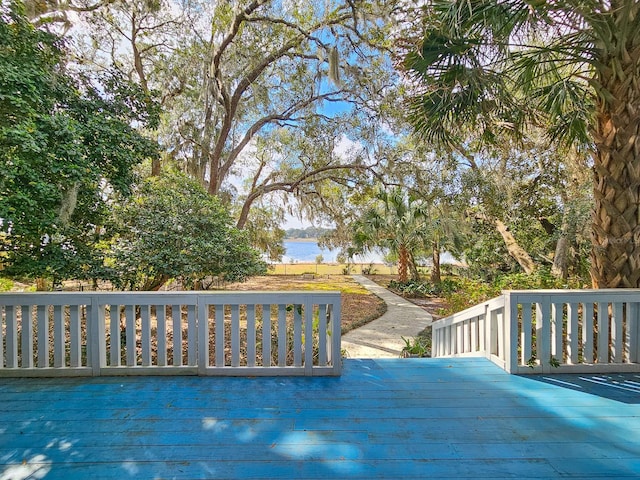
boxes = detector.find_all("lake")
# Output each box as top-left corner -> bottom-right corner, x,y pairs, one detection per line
281,240 -> 384,264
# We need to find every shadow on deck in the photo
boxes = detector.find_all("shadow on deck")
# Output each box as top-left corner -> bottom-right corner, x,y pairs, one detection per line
1,357 -> 639,479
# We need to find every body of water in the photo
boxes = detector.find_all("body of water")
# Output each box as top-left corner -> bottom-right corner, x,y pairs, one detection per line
280,240 -> 384,264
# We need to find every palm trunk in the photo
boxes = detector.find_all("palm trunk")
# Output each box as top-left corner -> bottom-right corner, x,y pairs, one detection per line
398,244 -> 409,282
591,20 -> 640,288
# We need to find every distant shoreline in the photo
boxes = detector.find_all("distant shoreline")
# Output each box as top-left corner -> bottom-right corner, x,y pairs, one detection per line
284,238 -> 318,243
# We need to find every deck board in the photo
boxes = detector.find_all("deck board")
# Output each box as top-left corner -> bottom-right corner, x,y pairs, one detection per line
1,358 -> 640,479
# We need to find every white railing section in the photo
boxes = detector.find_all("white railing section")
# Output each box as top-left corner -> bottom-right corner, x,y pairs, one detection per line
432,289 -> 640,374
0,291 -> 341,377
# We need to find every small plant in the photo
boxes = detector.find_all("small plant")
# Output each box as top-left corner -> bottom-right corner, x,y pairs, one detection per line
0,277 -> 14,292
549,356 -> 561,368
361,263 -> 376,275
401,336 -> 429,357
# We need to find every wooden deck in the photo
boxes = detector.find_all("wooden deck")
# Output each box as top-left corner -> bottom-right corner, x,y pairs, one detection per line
1,357 -> 640,479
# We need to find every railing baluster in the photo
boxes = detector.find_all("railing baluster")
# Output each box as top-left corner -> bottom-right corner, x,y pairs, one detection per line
262,304 -> 272,367
53,305 -> 64,368
157,305 -> 167,367
187,304 -> 197,366
566,303 -> 579,365
629,302 -> 639,363
69,305 -> 81,367
247,304 -> 256,368
304,300 -> 313,375
536,298 -> 551,372
6,306 -> 18,368
521,303 -> 532,366
109,304 -> 120,367
318,304 -> 327,366
231,304 -> 240,367
215,305 -> 224,367
21,306 -> 33,369
172,305 -> 182,367
293,304 -> 302,367
583,302 -> 594,362
551,303 -> 563,362
36,305 -> 48,368
612,302 -> 623,363
141,305 -> 151,367
597,302 -> 609,364
278,304 -> 287,367
125,304 -> 135,366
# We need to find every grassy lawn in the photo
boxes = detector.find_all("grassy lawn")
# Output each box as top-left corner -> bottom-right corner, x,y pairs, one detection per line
268,262 -> 397,276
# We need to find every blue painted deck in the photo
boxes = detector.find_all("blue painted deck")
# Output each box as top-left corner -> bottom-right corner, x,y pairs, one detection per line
1,358 -> 640,479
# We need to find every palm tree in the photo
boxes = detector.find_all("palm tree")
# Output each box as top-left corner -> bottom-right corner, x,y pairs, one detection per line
404,0 -> 640,288
352,188 -> 429,283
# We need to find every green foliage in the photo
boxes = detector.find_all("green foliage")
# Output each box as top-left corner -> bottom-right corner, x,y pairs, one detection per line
0,2 -> 159,284
441,269 -> 582,315
401,336 -> 430,357
109,171 -> 266,290
389,278 -> 459,298
243,207 -> 286,262
0,277 -> 14,291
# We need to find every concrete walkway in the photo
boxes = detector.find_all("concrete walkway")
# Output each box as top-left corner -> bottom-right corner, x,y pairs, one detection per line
341,275 -> 433,358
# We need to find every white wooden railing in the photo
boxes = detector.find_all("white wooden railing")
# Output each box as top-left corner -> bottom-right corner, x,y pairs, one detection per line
432,290 -> 640,374
0,291 -> 341,377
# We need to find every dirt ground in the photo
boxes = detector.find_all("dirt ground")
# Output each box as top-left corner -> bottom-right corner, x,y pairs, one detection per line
224,275 -> 387,334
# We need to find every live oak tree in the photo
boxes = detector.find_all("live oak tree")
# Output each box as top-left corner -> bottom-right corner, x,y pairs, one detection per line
0,2 -> 159,286
75,0 -> 393,230
404,0 -> 640,288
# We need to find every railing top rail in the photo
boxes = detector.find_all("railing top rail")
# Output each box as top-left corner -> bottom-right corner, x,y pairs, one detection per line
432,294 -> 505,328
505,289 -> 640,303
505,288 -> 640,294
0,290 -> 340,299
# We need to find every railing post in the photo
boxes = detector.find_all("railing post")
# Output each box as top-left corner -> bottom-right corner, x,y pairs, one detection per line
88,297 -> 106,376
630,301 -> 640,363
484,303 -> 491,361
331,295 -> 342,375
537,296 -> 551,374
503,292 -> 518,373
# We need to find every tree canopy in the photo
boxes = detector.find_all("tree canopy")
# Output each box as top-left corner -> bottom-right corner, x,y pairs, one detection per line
0,2 -> 159,285
403,0 -> 640,288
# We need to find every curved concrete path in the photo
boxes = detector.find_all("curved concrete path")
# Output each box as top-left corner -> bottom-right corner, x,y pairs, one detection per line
341,275 -> 433,358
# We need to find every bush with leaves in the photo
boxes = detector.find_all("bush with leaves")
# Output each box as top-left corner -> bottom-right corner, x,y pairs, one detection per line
109,172 -> 266,290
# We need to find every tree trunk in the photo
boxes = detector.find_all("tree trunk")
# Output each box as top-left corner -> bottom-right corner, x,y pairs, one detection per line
431,240 -> 441,284
551,235 -> 569,280
408,251 -> 420,281
398,244 -> 409,282
494,218 -> 536,274
591,21 -> 640,287
551,207 -> 575,280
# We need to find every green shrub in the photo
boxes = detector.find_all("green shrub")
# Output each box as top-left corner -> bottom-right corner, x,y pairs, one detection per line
389,278 -> 461,298
0,277 -> 14,291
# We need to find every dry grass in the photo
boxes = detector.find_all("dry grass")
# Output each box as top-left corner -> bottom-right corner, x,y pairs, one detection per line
268,263 -> 397,276
224,275 -> 387,334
